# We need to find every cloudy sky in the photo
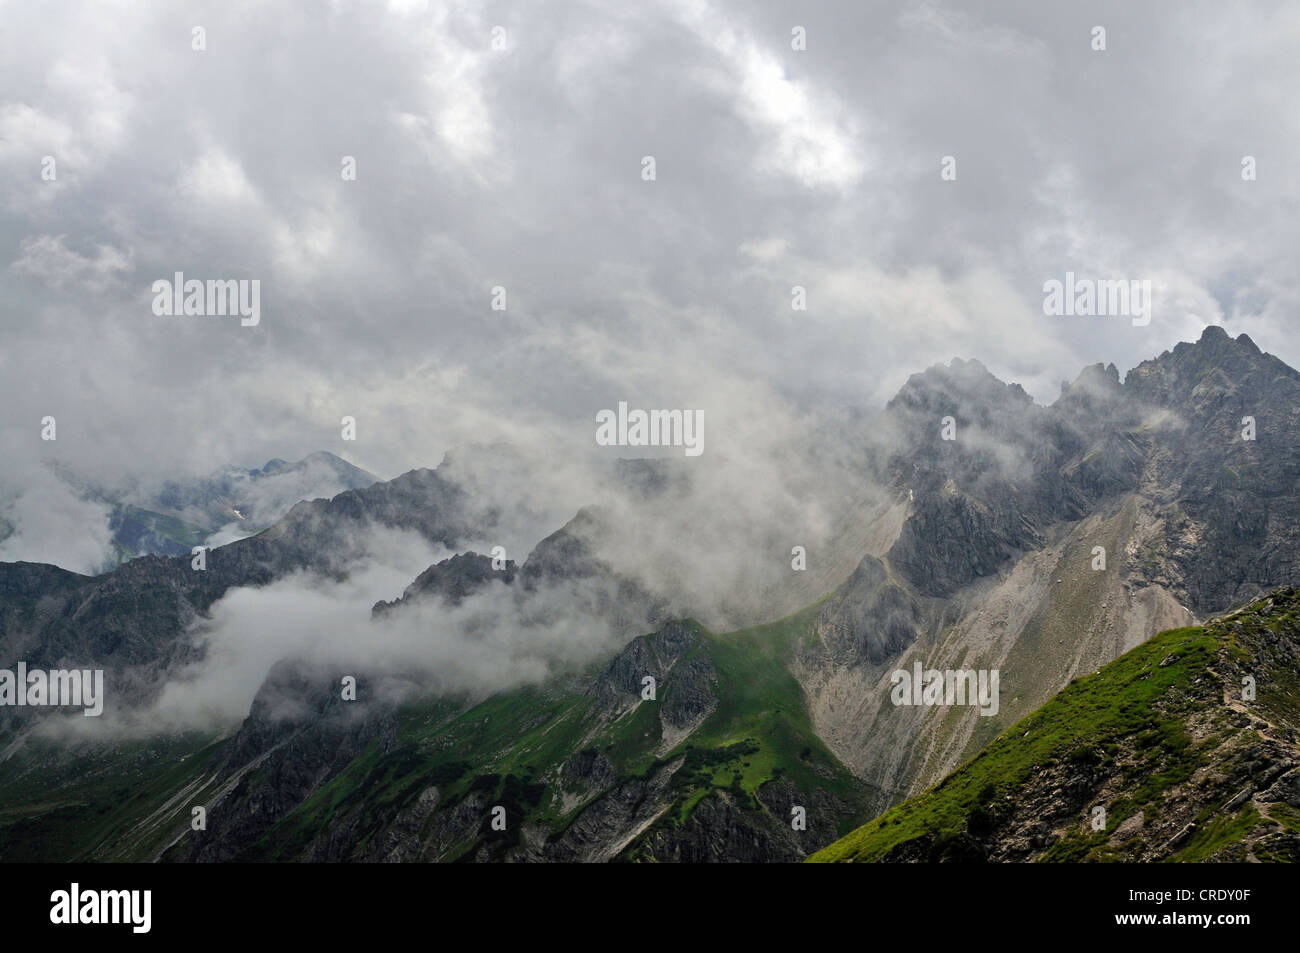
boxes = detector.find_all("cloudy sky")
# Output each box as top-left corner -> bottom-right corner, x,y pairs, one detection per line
2,0 -> 1298,495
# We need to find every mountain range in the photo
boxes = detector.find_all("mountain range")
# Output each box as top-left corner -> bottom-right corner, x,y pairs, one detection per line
0,451 -> 379,569
1,325 -> 1298,862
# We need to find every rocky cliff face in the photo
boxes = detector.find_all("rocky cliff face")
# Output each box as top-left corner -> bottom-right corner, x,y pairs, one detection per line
794,326 -> 1300,814
1124,328 -> 1300,613
175,659 -> 401,863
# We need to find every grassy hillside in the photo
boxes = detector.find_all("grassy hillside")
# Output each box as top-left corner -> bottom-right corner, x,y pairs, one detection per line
811,588 -> 1300,863
17,586 -> 1298,864
230,609 -> 871,861
0,608 -> 874,862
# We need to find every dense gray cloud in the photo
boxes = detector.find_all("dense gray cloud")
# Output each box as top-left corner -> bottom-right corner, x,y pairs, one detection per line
0,461 -> 113,573
2,0 -> 1298,563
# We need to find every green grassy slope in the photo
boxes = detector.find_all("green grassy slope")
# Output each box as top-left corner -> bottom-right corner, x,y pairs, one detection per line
0,733 -> 226,861
811,588 -> 1300,863
235,609 -> 872,861
0,608 -> 874,862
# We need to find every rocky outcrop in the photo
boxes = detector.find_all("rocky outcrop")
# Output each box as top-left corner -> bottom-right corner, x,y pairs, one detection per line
372,552 -> 515,616
588,619 -> 702,712
167,659 -> 400,863
810,556 -> 918,666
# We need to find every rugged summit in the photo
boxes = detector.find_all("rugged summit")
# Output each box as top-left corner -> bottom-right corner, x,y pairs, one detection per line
795,326 -> 1300,813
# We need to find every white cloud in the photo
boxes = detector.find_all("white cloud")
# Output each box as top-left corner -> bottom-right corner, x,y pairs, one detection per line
1,0 -> 1298,562
0,468 -> 114,575
11,234 -> 132,293
674,0 -> 867,190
